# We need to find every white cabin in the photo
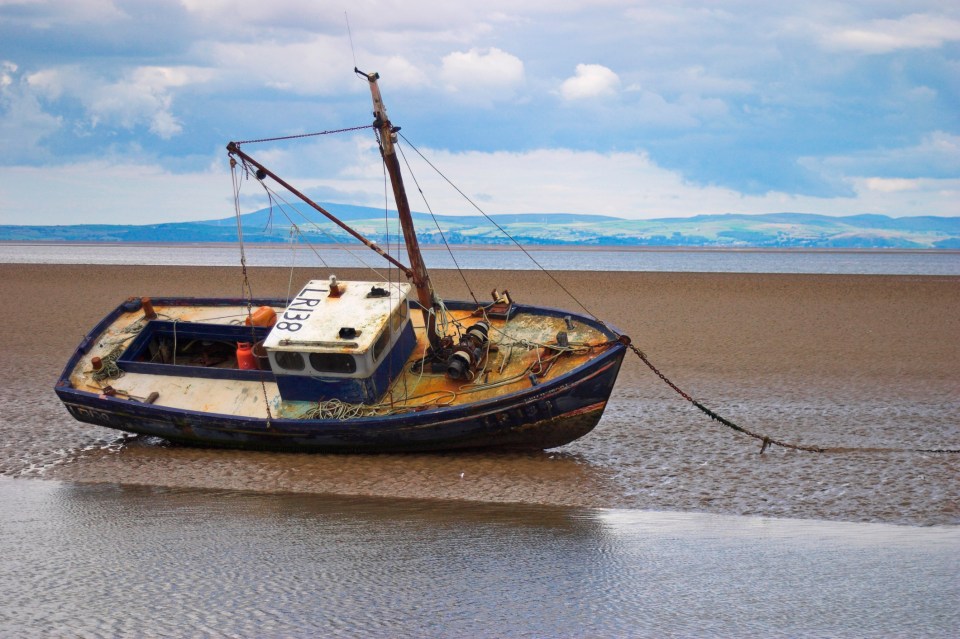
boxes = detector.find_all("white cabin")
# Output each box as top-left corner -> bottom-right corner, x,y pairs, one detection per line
263,277 -> 415,403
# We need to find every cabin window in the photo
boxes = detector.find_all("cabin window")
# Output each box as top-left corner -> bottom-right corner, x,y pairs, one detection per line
274,351 -> 305,371
391,302 -> 407,332
372,327 -> 390,362
309,352 -> 357,374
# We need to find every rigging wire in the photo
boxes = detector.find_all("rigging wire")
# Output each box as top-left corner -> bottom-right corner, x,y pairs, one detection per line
230,157 -> 274,425
233,125 -> 372,147
246,164 -> 330,274
397,131 -> 596,320
380,138 -> 403,410
286,225 -> 298,305
344,12 -> 358,70
396,140 -> 479,305
234,156 -> 394,281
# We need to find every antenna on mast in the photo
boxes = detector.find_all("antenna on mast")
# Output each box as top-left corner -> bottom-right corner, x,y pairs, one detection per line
344,12 -> 358,69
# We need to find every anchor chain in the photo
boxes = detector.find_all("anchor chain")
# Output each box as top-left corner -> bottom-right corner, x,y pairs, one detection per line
620,341 -> 959,455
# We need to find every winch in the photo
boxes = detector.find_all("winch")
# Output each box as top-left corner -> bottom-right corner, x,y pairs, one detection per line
445,321 -> 490,381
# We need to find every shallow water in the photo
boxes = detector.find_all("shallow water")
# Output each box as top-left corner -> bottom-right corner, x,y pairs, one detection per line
2,478 -> 957,638
2,243 -> 959,274
6,372 -> 958,526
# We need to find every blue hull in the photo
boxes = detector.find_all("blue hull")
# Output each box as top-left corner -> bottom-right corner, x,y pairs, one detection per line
55,298 -> 627,453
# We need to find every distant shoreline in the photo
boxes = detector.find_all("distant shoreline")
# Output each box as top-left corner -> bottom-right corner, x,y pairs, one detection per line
1,240 -> 957,256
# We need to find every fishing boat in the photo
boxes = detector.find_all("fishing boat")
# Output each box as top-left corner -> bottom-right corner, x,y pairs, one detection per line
54,70 -> 629,453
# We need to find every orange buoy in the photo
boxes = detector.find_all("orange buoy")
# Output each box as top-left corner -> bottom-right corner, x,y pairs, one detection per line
236,342 -> 257,370
245,306 -> 277,327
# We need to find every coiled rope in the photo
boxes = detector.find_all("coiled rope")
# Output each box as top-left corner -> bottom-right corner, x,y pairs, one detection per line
91,344 -> 126,382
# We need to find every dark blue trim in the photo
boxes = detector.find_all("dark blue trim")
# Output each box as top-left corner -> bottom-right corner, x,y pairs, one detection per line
56,296 -> 287,386
118,320 -> 273,381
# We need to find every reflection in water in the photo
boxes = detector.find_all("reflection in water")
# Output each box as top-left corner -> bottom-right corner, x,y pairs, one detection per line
47,439 -> 622,509
1,478 -> 957,638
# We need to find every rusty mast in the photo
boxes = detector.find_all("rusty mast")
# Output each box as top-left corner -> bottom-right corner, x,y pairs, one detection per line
360,69 -> 441,351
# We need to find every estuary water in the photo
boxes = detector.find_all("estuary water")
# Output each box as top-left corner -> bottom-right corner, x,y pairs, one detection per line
1,242 -> 958,274
2,478 -> 957,638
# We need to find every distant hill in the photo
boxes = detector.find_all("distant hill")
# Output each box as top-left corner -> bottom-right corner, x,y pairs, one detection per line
1,203 -> 958,249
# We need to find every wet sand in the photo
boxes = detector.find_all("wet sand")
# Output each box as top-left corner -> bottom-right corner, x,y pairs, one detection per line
1,264 -> 958,524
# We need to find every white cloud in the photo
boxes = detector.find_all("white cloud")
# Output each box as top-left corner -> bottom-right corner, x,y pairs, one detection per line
663,66 -> 753,96
253,142 -> 960,220
850,176 -> 959,214
24,64 -> 214,139
559,64 -> 620,101
4,141 -> 958,226
1,61 -> 17,87
205,38 -> 359,95
439,48 -> 525,100
822,13 -> 960,54
862,178 -> 920,193
0,63 -> 63,162
2,0 -> 128,27
806,131 -> 960,178
1,160 -> 232,224
2,1 -> 958,224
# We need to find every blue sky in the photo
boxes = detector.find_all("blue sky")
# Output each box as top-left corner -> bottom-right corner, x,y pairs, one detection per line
1,0 -> 958,225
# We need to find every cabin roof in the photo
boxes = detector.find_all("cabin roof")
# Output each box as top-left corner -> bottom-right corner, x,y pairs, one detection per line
263,278 -> 411,353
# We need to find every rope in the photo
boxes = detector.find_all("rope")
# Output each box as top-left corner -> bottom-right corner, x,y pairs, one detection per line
232,158 -> 274,427
623,342 -> 959,455
91,345 -> 126,382
396,141 -> 479,305
397,132 -> 596,319
236,157 -> 387,280
233,125 -> 372,146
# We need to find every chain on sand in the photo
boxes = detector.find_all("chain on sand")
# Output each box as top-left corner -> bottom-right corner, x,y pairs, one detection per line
625,342 -> 958,455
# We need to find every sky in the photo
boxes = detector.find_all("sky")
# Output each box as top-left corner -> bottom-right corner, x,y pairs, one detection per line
1,0 -> 958,225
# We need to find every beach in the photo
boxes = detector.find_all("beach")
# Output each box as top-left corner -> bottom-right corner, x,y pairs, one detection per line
2,262 -> 959,637
2,263 -> 957,525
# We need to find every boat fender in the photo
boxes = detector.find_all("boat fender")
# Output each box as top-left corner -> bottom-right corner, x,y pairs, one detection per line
245,305 -> 277,327
236,342 -> 258,370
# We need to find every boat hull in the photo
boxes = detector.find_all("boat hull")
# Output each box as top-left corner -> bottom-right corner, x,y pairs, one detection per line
57,349 -> 623,453
55,297 -> 627,453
